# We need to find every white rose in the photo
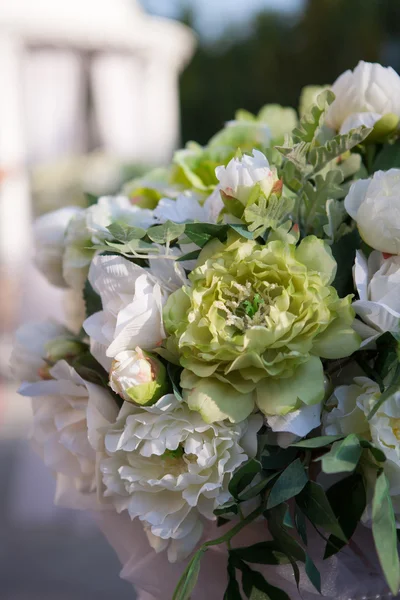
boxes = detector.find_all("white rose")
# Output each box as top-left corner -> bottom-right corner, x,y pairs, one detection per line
326,61 -> 400,134
100,395 -> 262,562
63,196 -> 155,291
34,206 -> 83,287
18,360 -> 118,509
352,250 -> 400,344
109,348 -> 168,405
10,321 -> 70,382
215,150 -> 279,206
345,169 -> 400,254
83,255 -> 166,371
323,377 -> 400,514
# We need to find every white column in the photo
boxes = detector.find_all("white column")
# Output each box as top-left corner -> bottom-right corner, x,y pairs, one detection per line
90,52 -> 146,162
139,54 -> 181,165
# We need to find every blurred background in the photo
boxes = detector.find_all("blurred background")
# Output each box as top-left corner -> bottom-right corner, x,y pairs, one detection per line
1,0 -> 400,597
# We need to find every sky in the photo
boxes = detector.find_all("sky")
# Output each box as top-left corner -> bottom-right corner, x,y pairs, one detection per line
141,0 -> 304,38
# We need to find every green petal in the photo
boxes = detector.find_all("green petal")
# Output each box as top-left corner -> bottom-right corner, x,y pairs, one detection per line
183,376 -> 255,423
256,356 -> 325,416
296,236 -> 337,285
312,320 -> 361,359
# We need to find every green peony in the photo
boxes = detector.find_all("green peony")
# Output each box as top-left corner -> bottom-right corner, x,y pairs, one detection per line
164,234 -> 360,423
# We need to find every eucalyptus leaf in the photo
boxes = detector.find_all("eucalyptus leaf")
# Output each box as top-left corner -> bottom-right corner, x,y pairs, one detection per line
267,459 -> 308,509
372,472 -> 400,595
107,222 -> 147,242
147,221 -> 186,244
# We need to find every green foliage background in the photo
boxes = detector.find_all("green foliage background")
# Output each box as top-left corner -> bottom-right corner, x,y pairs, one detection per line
178,0 -> 400,145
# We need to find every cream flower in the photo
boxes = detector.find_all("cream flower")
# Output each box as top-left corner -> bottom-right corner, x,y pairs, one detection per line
215,150 -> 278,207
323,377 -> 400,511
352,250 -> 400,344
345,169 -> 400,254
110,348 -> 168,405
100,395 -> 262,562
34,206 -> 83,287
63,196 -> 155,291
326,61 -> 400,134
10,321 -> 70,383
18,360 -> 118,509
83,255 -> 166,371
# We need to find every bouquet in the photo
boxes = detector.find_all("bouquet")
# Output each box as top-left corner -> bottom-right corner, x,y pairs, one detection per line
12,60 -> 400,599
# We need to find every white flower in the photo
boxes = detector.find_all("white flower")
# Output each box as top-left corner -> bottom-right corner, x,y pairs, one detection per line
326,61 -> 400,134
266,402 -> 322,446
100,395 -> 262,562
83,255 -> 166,371
323,377 -> 400,512
154,190 -> 223,225
215,150 -> 278,206
110,348 -> 168,405
34,206 -> 83,287
10,321 -> 70,382
63,196 -> 155,291
345,169 -> 400,254
352,250 -> 400,344
18,360 -> 118,508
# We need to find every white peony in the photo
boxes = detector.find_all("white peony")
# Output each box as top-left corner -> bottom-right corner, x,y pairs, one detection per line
345,169 -> 400,254
10,321 -> 70,382
63,195 -> 155,291
34,206 -> 83,287
323,377 -> 400,513
266,402 -> 322,447
18,360 -> 118,509
326,61 -> 400,134
352,250 -> 400,344
154,192 -> 209,224
83,255 -> 166,371
215,150 -> 278,206
100,395 -> 262,562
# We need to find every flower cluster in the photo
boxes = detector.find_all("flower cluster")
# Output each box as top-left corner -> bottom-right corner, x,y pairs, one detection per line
12,60 -> 400,598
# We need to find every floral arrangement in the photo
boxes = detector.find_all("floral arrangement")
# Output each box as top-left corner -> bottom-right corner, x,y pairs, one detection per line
12,60 -> 400,599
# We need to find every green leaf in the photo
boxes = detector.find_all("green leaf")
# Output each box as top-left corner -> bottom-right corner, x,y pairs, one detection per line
359,439 -> 386,463
238,472 -> 279,502
83,279 -> 102,318
267,459 -> 308,509
214,501 -> 239,517
294,506 -> 308,545
324,472 -> 366,558
296,481 -> 346,542
330,228 -> 361,297
305,555 -> 321,593
71,351 -> 110,389
292,435 -> 344,449
292,89 -> 335,144
374,332 -> 399,382
172,548 -> 206,600
372,140 -> 400,172
302,169 -> 344,232
368,363 -> 400,420
229,223 -> 255,239
372,472 -> 400,595
309,126 -> 372,174
318,434 -> 362,474
260,445 -> 298,470
147,221 -> 186,244
107,222 -> 147,242
184,222 -> 229,247
224,559 -> 242,600
267,504 -> 306,562
167,363 -> 183,401
228,459 -> 262,499
238,562 -> 291,600
281,160 -> 304,193
176,249 -> 201,262
244,193 -> 294,238
231,542 -> 290,566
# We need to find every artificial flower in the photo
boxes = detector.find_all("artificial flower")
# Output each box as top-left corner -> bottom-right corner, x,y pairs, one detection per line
100,394 -> 262,562
18,360 -> 118,508
352,250 -> 400,344
164,233 -> 360,423
345,169 -> 400,254
326,61 -> 400,135
34,206 -> 83,287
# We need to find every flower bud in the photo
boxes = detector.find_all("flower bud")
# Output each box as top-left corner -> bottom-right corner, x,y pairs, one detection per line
45,337 -> 86,363
109,348 -> 168,406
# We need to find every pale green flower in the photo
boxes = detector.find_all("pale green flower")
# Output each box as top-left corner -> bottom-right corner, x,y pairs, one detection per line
164,234 -> 360,423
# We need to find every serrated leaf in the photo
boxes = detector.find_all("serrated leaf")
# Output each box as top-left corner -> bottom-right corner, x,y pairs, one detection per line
267,459 -> 308,509
318,434 -> 362,474
229,459 -> 262,499
309,126 -> 372,174
372,472 -> 400,595
147,220 -> 185,244
323,198 -> 348,242
302,169 -> 344,232
244,193 -> 294,238
296,481 -> 346,542
281,160 -> 304,193
292,89 -> 335,144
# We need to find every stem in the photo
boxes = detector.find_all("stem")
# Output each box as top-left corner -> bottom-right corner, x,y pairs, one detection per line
204,502 -> 266,550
